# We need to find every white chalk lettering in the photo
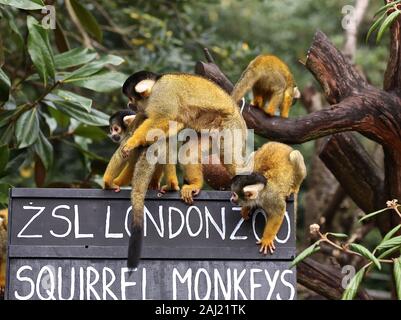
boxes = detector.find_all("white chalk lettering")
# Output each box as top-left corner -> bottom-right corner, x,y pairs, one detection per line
105,206 -> 123,239
50,205 -> 72,238
194,268 -> 211,300
144,205 -> 164,237
121,268 -> 137,300
205,207 -> 226,240
214,268 -> 231,299
278,270 -> 295,300
173,268 -> 192,300
17,206 -> 45,238
102,267 -> 118,300
169,207 -> 185,239
264,270 -> 280,300
14,266 -> 35,300
186,206 -> 203,237
250,268 -> 262,300
74,205 -> 93,238
230,208 -> 247,240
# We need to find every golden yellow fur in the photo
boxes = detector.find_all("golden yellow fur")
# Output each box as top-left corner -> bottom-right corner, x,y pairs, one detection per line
236,142 -> 306,254
232,55 -> 298,118
0,209 -> 8,291
122,73 -> 248,177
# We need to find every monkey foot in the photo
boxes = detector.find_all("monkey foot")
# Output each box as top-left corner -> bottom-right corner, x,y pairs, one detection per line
114,186 -> 121,193
160,182 -> 180,193
257,237 -> 276,255
180,185 -> 200,205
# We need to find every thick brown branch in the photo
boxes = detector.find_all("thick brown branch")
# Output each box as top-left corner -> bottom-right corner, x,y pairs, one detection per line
242,97 -> 365,144
306,31 -> 368,104
319,132 -> 385,214
298,258 -> 371,300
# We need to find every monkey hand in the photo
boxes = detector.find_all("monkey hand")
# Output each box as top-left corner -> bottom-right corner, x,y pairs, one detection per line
120,144 -> 132,159
180,184 -> 201,205
257,236 -> 276,255
104,177 -> 121,193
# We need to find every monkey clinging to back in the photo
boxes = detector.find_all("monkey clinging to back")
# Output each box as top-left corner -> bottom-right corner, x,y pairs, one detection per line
232,54 -> 300,118
231,142 -> 306,255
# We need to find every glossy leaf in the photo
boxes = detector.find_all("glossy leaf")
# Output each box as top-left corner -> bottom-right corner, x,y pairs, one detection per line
51,100 -> 108,126
74,124 -> 108,141
377,10 -> 401,43
394,257 -> 401,300
15,108 -> 39,148
342,266 -> 366,300
27,16 -> 55,86
327,232 -> 348,239
382,225 -> 401,244
52,90 -> 92,112
377,245 -> 401,259
349,243 -> 381,270
69,0 -> 103,42
66,71 -> 127,92
376,235 -> 401,251
0,68 -> 10,102
54,48 -> 97,69
366,12 -> 386,42
0,0 -> 44,10
290,243 -> 320,268
63,54 -> 124,81
359,207 -> 390,222
33,130 -> 53,170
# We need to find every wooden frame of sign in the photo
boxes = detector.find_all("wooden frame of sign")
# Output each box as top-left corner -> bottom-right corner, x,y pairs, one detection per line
5,188 -> 296,300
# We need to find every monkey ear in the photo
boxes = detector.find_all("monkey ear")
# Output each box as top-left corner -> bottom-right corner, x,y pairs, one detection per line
294,87 -> 301,99
243,183 -> 264,200
135,79 -> 155,98
123,115 -> 136,126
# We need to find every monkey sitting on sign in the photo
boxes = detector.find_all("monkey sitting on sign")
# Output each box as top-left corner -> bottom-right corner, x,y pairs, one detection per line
0,209 -> 8,294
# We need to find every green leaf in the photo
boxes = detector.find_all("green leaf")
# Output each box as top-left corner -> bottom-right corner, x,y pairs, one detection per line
0,68 -> 10,102
66,71 -> 127,92
394,257 -> 401,300
0,183 -> 10,205
69,0 -> 103,42
290,243 -> 321,268
377,10 -> 401,43
0,145 -> 9,173
377,245 -> 401,259
74,124 -> 108,141
62,139 -> 107,162
382,225 -> 401,244
0,109 -> 15,128
376,235 -> 401,251
374,0 -> 401,17
62,54 -> 124,81
342,266 -> 366,300
0,123 -> 14,145
349,243 -> 381,270
359,207 -> 390,222
49,100 -> 108,126
15,108 -> 39,148
27,16 -> 55,86
327,232 -> 349,239
47,104 -> 70,128
0,0 -> 44,10
33,130 -> 53,170
54,48 -> 97,69
52,90 -> 92,112
366,12 -> 386,42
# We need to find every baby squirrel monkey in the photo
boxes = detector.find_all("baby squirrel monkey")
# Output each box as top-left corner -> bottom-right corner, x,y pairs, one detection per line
230,142 -> 306,255
121,71 -> 248,268
0,209 -> 7,292
106,110 -> 179,192
232,55 -> 300,118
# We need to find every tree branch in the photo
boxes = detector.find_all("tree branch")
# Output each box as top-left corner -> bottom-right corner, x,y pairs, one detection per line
319,132 -> 385,214
298,258 -> 371,300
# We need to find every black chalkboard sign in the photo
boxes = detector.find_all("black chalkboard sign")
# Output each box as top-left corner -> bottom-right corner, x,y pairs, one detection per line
6,188 -> 296,300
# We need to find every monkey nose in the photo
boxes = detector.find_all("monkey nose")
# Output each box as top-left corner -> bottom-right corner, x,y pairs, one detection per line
112,135 -> 121,143
230,193 -> 238,204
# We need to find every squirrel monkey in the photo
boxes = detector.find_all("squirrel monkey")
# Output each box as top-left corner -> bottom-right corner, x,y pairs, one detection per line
232,55 -> 300,118
0,209 -> 7,292
106,110 -> 178,192
121,71 -> 248,268
230,142 -> 306,255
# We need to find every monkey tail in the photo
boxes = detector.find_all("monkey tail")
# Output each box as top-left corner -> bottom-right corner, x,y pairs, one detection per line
289,150 -> 307,192
231,68 -> 259,103
128,192 -> 145,269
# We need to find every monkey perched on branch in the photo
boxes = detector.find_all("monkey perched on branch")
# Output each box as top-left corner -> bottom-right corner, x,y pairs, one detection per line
232,55 -> 300,118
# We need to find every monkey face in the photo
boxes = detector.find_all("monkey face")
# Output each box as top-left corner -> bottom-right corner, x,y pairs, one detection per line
122,71 -> 159,112
230,173 -> 267,205
109,123 -> 123,143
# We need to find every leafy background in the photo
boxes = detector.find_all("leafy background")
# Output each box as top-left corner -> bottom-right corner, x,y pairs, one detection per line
0,0 -> 394,298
